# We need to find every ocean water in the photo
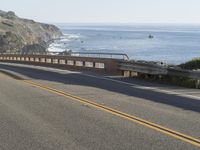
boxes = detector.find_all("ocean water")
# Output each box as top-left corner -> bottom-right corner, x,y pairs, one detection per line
49,24 -> 200,64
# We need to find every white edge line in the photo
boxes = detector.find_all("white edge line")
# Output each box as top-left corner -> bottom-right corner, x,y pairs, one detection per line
81,73 -> 200,100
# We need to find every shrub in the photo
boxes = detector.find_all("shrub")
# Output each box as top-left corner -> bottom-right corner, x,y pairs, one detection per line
180,58 -> 200,70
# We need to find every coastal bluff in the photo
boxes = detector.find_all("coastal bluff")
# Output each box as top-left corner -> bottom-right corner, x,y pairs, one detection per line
0,10 -> 62,53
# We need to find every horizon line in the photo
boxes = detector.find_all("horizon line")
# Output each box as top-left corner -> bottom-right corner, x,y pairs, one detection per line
50,22 -> 200,26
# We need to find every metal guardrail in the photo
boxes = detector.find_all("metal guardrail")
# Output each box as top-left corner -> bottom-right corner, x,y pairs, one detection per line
118,60 -> 168,75
168,67 -> 200,80
48,52 -> 129,60
118,60 -> 200,80
1,52 -> 129,60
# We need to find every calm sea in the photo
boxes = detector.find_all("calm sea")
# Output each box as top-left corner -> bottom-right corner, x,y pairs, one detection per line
49,24 -> 200,65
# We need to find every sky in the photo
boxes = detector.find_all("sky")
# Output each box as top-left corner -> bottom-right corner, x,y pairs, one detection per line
1,0 -> 200,24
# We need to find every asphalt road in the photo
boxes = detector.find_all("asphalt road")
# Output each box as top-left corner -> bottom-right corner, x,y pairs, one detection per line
0,62 -> 200,150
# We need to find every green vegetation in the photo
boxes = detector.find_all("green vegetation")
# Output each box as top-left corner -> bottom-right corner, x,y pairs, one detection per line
136,74 -> 200,89
169,76 -> 199,88
179,58 -> 200,70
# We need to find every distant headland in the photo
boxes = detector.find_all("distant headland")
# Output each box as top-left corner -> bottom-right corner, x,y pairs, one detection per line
0,10 -> 62,53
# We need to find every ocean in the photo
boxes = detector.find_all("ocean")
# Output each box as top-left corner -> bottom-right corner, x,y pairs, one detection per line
48,24 -> 200,65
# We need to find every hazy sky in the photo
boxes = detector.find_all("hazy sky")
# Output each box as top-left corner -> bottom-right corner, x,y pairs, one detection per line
1,0 -> 200,24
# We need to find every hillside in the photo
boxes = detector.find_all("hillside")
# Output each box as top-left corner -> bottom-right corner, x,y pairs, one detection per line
0,10 -> 62,53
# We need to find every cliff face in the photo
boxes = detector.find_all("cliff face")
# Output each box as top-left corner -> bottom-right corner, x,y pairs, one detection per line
0,10 -> 62,53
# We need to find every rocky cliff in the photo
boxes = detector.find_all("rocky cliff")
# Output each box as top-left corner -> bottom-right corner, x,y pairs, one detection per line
0,10 -> 62,53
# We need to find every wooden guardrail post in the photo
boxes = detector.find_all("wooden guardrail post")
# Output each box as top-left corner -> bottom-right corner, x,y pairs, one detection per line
196,80 -> 200,89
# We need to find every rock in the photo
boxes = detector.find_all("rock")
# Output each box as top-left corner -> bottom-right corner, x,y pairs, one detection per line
0,10 -> 62,53
22,44 -> 46,54
0,11 -> 16,19
0,32 -> 24,53
0,10 -> 7,16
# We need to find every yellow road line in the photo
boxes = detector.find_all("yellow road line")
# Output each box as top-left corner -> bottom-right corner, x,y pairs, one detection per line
0,71 -> 200,148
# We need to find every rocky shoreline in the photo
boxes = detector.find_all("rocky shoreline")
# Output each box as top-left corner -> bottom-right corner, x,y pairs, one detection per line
0,10 -> 62,53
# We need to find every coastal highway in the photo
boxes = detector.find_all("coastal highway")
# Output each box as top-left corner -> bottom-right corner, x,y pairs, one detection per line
0,62 -> 200,150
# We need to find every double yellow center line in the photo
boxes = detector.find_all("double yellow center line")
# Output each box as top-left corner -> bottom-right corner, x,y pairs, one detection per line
1,71 -> 200,148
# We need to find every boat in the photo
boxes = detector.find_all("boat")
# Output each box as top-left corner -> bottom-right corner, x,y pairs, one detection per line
148,35 -> 154,39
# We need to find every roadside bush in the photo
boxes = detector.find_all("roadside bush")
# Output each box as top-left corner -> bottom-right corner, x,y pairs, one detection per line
136,74 -> 200,89
180,58 -> 200,70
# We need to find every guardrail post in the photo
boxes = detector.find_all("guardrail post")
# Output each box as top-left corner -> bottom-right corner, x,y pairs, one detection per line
196,80 -> 200,89
123,70 -> 131,77
93,62 -> 95,68
130,71 -> 138,77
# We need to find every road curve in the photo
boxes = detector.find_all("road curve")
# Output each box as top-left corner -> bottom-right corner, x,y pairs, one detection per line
0,62 -> 200,150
